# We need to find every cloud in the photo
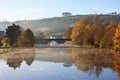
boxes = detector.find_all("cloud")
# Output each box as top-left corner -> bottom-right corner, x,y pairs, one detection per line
27,8 -> 46,12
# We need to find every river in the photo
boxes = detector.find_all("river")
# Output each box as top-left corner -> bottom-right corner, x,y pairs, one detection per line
0,47 -> 119,80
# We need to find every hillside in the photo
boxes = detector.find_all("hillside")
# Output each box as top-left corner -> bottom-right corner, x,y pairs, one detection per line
0,14 -> 120,36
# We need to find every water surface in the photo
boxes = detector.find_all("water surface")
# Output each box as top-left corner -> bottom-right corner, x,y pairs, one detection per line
0,48 -> 119,80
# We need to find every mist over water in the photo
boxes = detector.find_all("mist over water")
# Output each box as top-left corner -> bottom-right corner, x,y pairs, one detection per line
0,48 -> 119,80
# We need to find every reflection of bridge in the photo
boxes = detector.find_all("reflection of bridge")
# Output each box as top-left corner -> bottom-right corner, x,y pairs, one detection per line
37,38 -> 71,43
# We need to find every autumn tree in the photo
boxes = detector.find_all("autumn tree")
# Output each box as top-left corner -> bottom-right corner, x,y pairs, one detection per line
82,24 -> 92,46
14,36 -> 26,47
1,36 -> 10,48
100,21 -> 118,48
92,15 -> 106,47
64,27 -> 72,38
71,18 -> 89,45
113,24 -> 120,51
93,25 -> 106,48
93,15 -> 101,27
71,15 -> 119,48
71,15 -> 105,47
16,29 -> 35,47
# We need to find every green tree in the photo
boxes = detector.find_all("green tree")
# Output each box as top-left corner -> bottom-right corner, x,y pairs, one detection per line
6,24 -> 22,46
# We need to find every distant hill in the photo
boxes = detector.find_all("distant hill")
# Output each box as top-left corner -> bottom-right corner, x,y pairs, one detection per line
0,14 -> 120,36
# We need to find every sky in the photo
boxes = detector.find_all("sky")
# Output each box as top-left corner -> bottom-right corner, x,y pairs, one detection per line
0,0 -> 120,21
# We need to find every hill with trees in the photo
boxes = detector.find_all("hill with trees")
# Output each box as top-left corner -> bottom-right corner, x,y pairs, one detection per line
0,13 -> 120,37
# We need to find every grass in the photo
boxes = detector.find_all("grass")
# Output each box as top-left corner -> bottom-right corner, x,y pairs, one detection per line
0,48 -> 20,54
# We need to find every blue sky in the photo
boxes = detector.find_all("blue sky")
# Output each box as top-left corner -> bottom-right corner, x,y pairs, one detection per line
0,0 -> 120,21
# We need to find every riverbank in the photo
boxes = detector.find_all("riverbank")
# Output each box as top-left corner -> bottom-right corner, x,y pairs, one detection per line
0,48 -> 20,54
34,44 -> 81,48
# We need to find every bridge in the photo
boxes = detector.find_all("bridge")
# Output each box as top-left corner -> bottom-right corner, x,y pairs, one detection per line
36,38 -> 71,44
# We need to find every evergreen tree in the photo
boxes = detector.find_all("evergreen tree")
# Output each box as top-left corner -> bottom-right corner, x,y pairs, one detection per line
6,24 -> 22,46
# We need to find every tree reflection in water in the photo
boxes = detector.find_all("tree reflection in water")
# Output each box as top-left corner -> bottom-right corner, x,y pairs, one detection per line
113,51 -> 120,76
3,48 -> 35,69
71,48 -> 116,78
1,47 -> 120,79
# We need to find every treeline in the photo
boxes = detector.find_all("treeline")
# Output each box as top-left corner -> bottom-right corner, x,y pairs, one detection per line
1,14 -> 120,37
65,15 -> 120,50
1,24 -> 35,48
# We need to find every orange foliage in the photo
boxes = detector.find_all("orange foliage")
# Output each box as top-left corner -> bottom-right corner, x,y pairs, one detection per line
100,21 -> 118,48
64,27 -> 73,38
71,18 -> 89,45
113,24 -> 120,50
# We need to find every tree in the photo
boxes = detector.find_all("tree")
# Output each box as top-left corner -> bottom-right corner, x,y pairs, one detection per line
83,24 -> 92,46
92,15 -> 105,47
64,27 -> 73,38
1,36 -> 10,48
24,29 -> 35,46
100,21 -> 118,48
6,24 -> 22,46
62,12 -> 72,16
93,25 -> 106,48
113,24 -> 120,51
71,18 -> 89,45
14,36 -> 26,47
16,29 -> 35,47
93,15 -> 101,27
34,31 -> 45,39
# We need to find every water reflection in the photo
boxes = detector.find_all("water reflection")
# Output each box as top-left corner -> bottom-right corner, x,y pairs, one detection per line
35,48 -> 73,66
0,48 -> 120,80
113,51 -> 120,76
71,48 -> 120,78
0,48 -> 35,69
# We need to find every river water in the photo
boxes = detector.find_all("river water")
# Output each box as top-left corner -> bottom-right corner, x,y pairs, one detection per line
0,47 -> 119,80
